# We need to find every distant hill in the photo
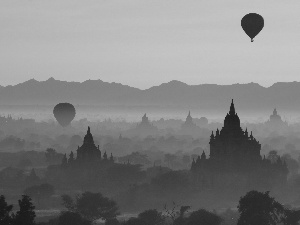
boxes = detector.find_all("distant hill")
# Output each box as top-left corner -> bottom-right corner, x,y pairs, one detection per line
0,78 -> 300,111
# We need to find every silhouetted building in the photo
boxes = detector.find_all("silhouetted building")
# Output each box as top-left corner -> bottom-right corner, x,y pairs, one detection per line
191,100 -> 288,190
181,111 -> 198,130
210,100 -> 261,161
140,114 -> 150,127
265,108 -> 288,129
0,114 -> 35,130
125,114 -> 159,137
178,111 -> 209,138
62,126 -> 114,166
76,126 -> 101,162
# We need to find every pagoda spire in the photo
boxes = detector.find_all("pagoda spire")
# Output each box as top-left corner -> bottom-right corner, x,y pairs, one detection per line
229,99 -> 235,115
210,131 -> 214,139
245,128 -> 248,137
250,131 -> 253,140
83,126 -> 94,144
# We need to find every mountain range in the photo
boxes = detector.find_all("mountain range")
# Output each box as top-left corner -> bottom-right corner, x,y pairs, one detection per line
0,77 -> 300,112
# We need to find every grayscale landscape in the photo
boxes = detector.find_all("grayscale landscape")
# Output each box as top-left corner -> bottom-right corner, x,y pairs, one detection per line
1,0 -> 300,225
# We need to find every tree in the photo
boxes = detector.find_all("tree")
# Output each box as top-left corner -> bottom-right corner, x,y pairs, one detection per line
58,211 -> 91,225
105,218 -> 120,225
174,206 -> 191,225
13,195 -> 36,225
61,192 -> 119,223
282,154 -> 299,176
283,209 -> 300,225
24,183 -> 55,205
138,209 -> 164,225
61,195 -> 75,212
124,217 -> 143,225
237,191 -> 285,225
186,209 -> 222,225
0,195 -> 13,225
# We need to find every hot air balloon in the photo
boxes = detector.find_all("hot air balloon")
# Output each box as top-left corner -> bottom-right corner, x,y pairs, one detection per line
241,13 -> 264,42
53,103 -> 76,127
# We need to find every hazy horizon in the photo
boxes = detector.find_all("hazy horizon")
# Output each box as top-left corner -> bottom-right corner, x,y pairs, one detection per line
1,0 -> 300,89
1,76 -> 300,90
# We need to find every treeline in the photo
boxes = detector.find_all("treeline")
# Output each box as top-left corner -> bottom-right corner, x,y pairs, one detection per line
1,190 -> 300,225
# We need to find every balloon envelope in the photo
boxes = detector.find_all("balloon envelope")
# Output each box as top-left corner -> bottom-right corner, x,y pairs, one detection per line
241,13 -> 264,42
53,103 -> 76,127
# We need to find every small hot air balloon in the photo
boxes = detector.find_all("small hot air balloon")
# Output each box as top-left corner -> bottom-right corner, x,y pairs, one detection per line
53,103 -> 76,127
241,13 -> 264,42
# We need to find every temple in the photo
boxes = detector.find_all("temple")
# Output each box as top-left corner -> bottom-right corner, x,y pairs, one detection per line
265,108 -> 288,130
209,99 -> 261,162
76,126 -> 102,162
181,111 -> 198,130
270,108 -> 281,122
62,126 -> 114,166
191,100 -> 288,189
125,113 -> 158,137
178,111 -> 204,137
139,114 -> 151,128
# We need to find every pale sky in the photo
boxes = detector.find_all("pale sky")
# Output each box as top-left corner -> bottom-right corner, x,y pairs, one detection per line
1,0 -> 300,89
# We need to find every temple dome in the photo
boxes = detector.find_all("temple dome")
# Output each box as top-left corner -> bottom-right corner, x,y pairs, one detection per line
83,126 -> 94,144
224,99 -> 240,129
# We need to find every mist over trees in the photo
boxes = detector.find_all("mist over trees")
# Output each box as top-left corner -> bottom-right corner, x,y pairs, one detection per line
2,92 -> 300,224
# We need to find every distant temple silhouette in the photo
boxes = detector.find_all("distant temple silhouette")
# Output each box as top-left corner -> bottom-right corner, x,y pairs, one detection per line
125,113 -> 158,137
76,126 -> 102,161
265,108 -> 288,129
191,100 -> 288,189
178,111 -> 206,137
139,114 -> 152,128
62,126 -> 113,166
181,111 -> 198,130
0,114 -> 35,126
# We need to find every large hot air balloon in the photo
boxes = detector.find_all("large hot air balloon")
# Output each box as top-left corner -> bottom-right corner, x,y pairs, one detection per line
241,13 -> 264,42
53,103 -> 76,127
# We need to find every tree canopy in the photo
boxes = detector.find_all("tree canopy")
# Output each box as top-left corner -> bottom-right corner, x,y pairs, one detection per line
14,195 -> 36,225
237,190 -> 285,225
62,192 -> 119,222
0,195 -> 13,225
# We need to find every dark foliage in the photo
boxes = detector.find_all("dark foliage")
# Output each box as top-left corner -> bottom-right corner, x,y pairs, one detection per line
137,209 -> 164,225
58,211 -> 91,225
0,195 -> 13,225
105,218 -> 120,225
186,209 -> 222,225
283,209 -> 300,225
123,217 -> 143,225
61,192 -> 119,222
13,195 -> 36,225
237,190 -> 285,225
